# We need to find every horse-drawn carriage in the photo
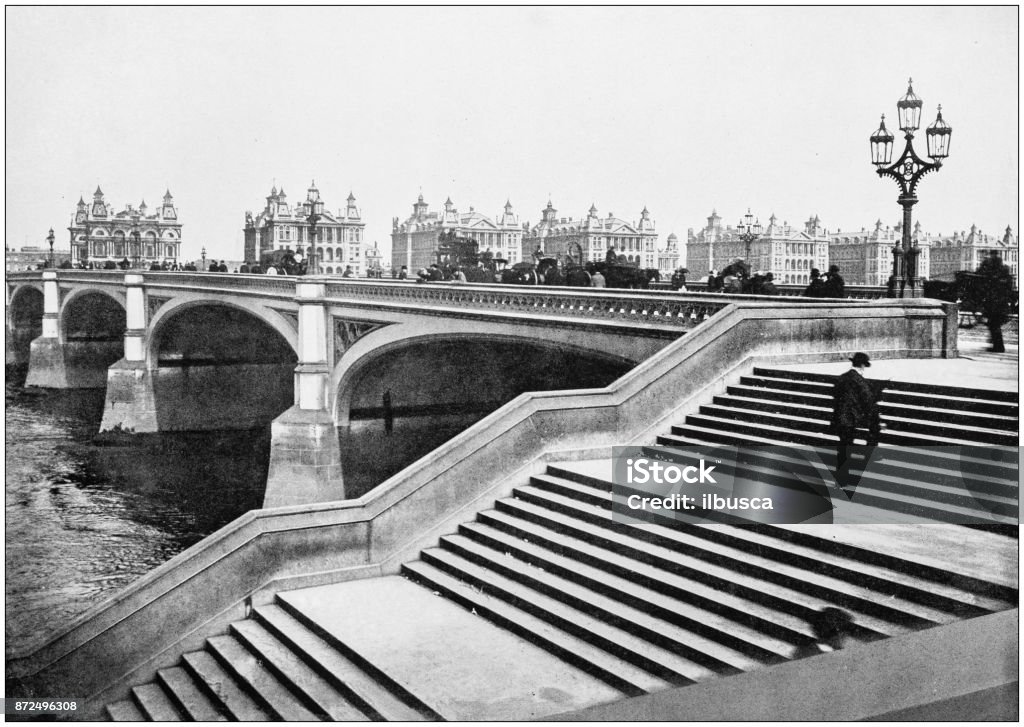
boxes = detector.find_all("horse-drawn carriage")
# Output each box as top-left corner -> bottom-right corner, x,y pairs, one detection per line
260,249 -> 307,276
431,232 -> 660,289
923,269 -> 1017,328
509,242 -> 660,289
435,230 -> 507,283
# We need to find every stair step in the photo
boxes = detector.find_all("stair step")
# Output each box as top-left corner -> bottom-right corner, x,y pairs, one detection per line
685,407 -> 1018,448
729,383 -> 1019,418
156,665 -> 228,721
423,543 -> 721,681
537,464 -> 1013,613
498,491 -> 919,638
278,575 -> 625,721
753,367 -> 1020,403
740,375 -> 1020,417
401,558 -> 670,696
254,604 -> 433,721
650,436 -> 1018,499
512,484 -> 967,626
230,619 -> 369,721
106,700 -> 145,721
131,683 -> 184,721
671,413 -> 1019,458
723,387 -> 1019,431
475,506 -> 817,644
634,443 -> 1018,520
442,530 -> 767,672
655,432 -> 1018,522
460,517 -> 801,658
658,427 -> 1017,483
714,394 -> 1020,436
181,650 -> 274,721
207,635 -> 318,720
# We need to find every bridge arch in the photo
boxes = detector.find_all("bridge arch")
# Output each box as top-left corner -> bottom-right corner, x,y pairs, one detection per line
9,283 -> 44,326
59,289 -> 126,345
331,320 -> 637,427
142,299 -> 299,432
7,284 -> 45,365
147,298 -> 298,366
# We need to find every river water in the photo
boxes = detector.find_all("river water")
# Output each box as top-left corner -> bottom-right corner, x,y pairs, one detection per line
4,366 -> 483,655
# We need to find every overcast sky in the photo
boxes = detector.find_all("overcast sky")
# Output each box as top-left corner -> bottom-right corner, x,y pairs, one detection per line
5,6 -> 1018,262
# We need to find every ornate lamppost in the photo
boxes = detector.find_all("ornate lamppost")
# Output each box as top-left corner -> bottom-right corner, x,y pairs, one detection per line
46,228 -> 55,268
305,183 -> 324,276
737,208 -> 762,265
130,210 -> 142,269
201,246 -> 207,271
869,78 -> 952,297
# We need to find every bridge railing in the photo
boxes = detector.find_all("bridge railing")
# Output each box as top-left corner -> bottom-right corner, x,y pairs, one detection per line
5,297 -> 960,715
651,280 -> 891,299
7,270 -> 884,332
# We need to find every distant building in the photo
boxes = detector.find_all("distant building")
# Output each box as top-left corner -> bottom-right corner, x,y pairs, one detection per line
244,182 -> 367,276
391,195 -> 522,273
829,219 -> 916,286
830,221 -> 1018,287
686,210 -> 829,285
5,245 -> 71,272
67,186 -> 182,268
927,224 -> 1018,285
522,201 -> 658,268
657,233 -> 682,278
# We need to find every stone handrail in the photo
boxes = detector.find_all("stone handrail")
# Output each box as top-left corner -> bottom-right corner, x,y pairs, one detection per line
5,297 -> 959,714
321,280 -> 737,328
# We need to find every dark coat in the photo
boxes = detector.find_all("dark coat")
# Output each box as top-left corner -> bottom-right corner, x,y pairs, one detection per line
823,273 -> 846,299
804,278 -> 826,297
831,369 -> 881,434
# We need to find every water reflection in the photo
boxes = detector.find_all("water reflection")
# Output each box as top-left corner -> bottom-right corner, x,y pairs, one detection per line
5,368 -> 489,654
4,367 -> 266,654
341,411 -> 487,499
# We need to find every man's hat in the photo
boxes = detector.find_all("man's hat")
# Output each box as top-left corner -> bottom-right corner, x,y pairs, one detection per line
850,352 -> 871,367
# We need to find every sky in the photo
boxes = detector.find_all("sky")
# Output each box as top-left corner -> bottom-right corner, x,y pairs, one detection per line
5,6 -> 1018,263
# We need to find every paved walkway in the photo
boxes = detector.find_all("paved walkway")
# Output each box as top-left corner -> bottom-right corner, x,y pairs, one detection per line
779,340 -> 1018,394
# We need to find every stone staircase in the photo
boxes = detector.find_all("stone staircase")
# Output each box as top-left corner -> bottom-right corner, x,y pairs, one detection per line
656,367 -> 1019,525
106,367 -> 1018,721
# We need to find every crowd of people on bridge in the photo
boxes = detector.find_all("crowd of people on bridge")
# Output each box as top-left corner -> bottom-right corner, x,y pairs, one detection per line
701,263 -> 846,298
705,264 -> 781,295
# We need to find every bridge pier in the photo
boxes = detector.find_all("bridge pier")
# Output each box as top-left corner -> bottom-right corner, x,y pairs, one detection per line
265,280 -> 345,507
24,272 -> 64,385
22,272 -> 127,388
99,274 -> 159,432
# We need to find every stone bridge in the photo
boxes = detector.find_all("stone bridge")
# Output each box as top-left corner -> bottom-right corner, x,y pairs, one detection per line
6,270 -> 741,506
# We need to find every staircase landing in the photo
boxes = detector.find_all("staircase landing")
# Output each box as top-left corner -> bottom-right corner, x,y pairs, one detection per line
278,576 -> 622,720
